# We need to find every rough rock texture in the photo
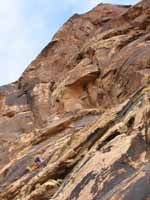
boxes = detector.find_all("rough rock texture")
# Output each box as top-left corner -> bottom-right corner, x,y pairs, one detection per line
1,0 -> 150,199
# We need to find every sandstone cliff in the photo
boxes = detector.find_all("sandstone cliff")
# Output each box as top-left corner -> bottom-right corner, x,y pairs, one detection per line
1,0 -> 150,199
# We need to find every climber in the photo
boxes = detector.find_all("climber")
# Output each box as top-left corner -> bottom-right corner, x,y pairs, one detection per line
33,156 -> 44,168
26,156 -> 44,172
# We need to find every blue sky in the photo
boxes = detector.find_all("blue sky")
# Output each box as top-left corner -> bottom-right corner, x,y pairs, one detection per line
0,0 -> 139,86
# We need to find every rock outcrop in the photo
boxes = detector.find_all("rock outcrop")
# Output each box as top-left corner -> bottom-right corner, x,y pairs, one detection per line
1,0 -> 150,199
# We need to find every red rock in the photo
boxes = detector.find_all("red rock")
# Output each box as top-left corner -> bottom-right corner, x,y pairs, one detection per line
1,1 -> 150,200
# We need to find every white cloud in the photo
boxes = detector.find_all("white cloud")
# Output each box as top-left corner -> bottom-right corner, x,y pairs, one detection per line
0,1 -> 30,85
0,0 -> 52,86
0,0 -> 139,86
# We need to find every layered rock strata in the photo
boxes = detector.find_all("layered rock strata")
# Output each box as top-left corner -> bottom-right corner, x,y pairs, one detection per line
1,1 -> 150,199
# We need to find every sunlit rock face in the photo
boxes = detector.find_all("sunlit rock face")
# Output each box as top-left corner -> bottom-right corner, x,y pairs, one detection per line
1,1 -> 150,199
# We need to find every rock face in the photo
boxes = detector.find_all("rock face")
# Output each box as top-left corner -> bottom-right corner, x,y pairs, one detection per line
1,0 -> 150,199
